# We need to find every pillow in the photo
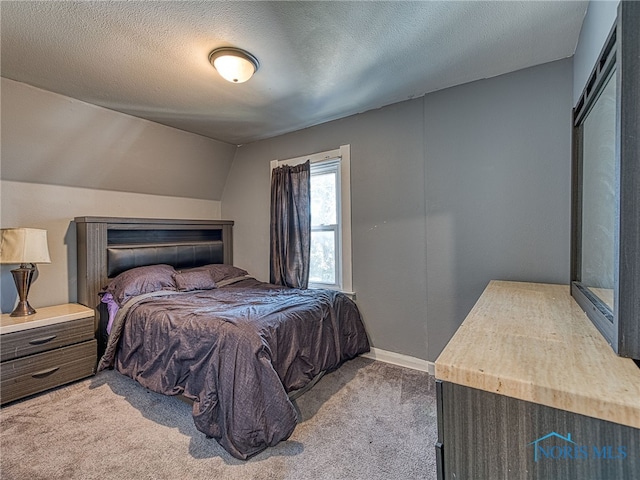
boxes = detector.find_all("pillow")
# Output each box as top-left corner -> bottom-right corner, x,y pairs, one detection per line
183,264 -> 248,283
104,264 -> 177,307
100,292 -> 119,335
173,270 -> 217,292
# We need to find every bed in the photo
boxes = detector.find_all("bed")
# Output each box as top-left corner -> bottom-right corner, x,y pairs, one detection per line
75,217 -> 370,459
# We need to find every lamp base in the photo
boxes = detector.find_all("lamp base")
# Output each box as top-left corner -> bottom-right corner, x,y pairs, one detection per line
10,300 -> 37,317
9,264 -> 37,317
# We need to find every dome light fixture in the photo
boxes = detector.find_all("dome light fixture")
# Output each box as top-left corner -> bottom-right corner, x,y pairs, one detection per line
209,47 -> 259,84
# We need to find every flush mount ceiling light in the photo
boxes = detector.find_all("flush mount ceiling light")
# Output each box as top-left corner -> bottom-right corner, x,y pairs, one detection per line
209,47 -> 259,84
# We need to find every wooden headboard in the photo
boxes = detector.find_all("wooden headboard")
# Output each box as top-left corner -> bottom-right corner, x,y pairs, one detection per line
75,216 -> 234,315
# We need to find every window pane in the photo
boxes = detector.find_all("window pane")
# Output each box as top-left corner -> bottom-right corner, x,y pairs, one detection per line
311,172 -> 336,226
309,230 -> 336,284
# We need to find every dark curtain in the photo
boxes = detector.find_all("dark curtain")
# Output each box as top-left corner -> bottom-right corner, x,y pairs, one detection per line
270,161 -> 311,288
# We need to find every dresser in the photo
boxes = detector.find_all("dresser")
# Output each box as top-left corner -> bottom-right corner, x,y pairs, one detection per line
434,281 -> 640,479
1,304 -> 97,405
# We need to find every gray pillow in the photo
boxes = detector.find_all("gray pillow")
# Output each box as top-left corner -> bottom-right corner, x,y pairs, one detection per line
182,264 -> 248,283
173,270 -> 217,292
105,264 -> 177,307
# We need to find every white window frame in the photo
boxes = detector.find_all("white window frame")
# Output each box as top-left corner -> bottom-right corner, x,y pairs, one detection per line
270,144 -> 353,294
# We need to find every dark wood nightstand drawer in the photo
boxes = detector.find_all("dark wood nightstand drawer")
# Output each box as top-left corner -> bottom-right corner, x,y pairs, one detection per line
0,316 -> 94,362
0,340 -> 96,404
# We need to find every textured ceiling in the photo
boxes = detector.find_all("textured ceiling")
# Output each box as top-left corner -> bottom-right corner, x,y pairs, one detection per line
1,1 -> 588,145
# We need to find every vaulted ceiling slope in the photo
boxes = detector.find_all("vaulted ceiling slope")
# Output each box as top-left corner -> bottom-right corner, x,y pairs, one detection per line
1,1 -> 588,145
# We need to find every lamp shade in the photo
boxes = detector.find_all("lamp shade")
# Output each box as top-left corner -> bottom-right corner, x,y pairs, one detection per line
209,47 -> 259,83
0,228 -> 51,264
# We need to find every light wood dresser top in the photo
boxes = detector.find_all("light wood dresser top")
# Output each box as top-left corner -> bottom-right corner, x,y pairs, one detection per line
435,280 -> 640,429
1,304 -> 94,335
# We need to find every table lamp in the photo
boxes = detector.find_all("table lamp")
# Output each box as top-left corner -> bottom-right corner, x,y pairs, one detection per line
0,228 -> 51,316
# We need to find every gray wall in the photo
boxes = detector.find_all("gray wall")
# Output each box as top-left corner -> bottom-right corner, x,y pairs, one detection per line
222,100 -> 428,359
222,58 -> 573,361
424,59 -> 573,359
1,78 -> 236,201
1,79 -> 236,313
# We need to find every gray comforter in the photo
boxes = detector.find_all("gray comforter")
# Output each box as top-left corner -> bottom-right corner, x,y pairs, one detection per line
99,278 -> 370,459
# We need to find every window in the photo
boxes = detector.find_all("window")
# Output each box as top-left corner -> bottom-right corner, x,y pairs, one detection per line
270,145 -> 353,293
310,160 -> 340,287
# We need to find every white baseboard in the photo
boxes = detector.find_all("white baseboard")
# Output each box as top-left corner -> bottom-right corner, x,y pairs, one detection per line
361,347 -> 435,375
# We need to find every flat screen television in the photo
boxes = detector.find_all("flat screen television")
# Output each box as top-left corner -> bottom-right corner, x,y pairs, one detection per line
571,1 -> 639,362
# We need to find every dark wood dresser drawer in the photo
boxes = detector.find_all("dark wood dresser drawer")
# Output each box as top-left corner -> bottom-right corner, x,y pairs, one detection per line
1,340 -> 97,404
0,316 -> 94,362
1,304 -> 97,405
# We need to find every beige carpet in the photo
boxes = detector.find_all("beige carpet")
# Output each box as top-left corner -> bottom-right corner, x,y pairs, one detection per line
1,357 -> 437,480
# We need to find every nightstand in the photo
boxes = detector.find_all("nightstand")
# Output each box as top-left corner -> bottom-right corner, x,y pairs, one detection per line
1,304 -> 97,405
